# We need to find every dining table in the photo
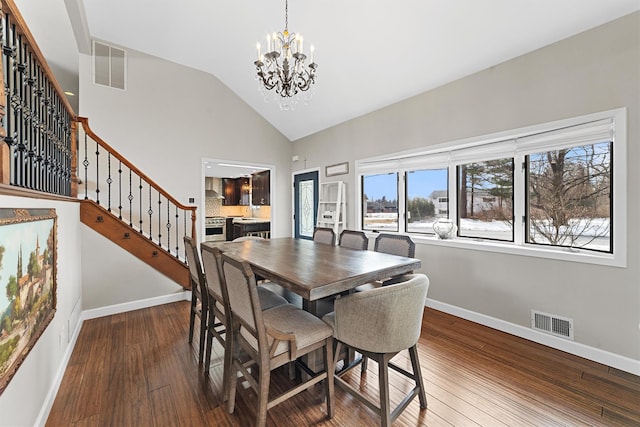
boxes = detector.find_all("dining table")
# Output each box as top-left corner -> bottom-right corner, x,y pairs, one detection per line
200,237 -> 422,317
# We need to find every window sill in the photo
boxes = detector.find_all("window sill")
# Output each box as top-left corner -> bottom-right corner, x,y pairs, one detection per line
366,231 -> 625,268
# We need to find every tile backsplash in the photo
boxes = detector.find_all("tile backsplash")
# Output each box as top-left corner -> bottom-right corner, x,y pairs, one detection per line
205,198 -> 271,220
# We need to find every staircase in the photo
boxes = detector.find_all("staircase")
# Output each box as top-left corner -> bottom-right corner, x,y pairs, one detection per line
0,0 -> 195,290
80,200 -> 189,288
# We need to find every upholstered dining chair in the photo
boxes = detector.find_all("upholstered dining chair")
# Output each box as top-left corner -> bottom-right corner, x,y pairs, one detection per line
221,252 -> 335,427
199,244 -> 288,397
356,233 -> 416,292
338,229 -> 369,250
323,274 -> 430,427
375,233 -> 416,258
313,227 -> 336,245
184,236 -> 210,365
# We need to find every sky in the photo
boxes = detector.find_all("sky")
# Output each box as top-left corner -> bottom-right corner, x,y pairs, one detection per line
364,170 -> 448,201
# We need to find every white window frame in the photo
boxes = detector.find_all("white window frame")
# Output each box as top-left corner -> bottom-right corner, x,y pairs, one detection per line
355,108 -> 627,268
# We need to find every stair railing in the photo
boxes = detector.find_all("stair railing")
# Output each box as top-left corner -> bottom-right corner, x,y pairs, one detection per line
0,0 -> 197,262
76,117 -> 197,260
0,0 -> 76,196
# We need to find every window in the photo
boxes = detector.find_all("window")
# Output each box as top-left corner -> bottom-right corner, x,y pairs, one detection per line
406,168 -> 448,234
355,108 -> 626,267
362,173 -> 398,231
526,141 -> 612,253
457,158 -> 514,241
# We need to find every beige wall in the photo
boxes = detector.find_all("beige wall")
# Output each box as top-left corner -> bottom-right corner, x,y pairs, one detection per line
0,196 -> 82,426
292,13 -> 640,363
77,47 -> 292,309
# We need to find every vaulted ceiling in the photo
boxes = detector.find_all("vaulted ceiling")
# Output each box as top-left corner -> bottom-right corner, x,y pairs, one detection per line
17,0 -> 640,141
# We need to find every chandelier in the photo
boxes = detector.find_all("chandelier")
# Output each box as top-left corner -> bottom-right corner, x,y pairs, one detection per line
254,0 -> 317,110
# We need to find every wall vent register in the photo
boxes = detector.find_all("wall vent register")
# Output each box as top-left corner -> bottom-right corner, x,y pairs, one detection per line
531,310 -> 573,340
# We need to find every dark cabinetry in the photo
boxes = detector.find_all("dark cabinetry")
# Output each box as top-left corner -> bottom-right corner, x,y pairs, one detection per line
251,170 -> 270,205
222,177 -> 250,206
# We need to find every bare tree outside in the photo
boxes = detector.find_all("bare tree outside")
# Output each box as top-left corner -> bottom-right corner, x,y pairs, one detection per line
526,142 -> 611,252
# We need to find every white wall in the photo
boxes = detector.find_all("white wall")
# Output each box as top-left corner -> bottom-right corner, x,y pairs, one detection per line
0,196 -> 82,426
292,13 -> 640,367
77,46 -> 293,309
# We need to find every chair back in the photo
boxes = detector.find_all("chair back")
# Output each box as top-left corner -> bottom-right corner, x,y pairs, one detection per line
333,274 -> 429,353
184,236 -> 209,306
338,230 -> 369,250
313,227 -> 336,245
200,244 -> 226,307
374,233 -> 415,258
220,252 -> 264,343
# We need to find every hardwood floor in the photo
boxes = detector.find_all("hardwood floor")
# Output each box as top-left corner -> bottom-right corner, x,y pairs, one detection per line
46,301 -> 640,426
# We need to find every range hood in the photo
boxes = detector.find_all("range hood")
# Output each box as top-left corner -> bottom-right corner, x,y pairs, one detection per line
205,177 -> 225,199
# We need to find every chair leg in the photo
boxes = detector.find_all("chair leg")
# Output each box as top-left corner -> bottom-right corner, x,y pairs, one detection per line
378,354 -> 392,427
361,355 -> 368,375
188,295 -> 196,344
198,308 -> 207,364
221,325 -> 233,403
227,357 -> 239,415
324,337 -> 335,418
409,345 -> 428,409
256,363 -> 271,427
204,307 -> 216,375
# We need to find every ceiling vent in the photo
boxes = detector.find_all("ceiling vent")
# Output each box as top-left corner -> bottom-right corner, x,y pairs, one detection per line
93,40 -> 126,90
531,310 -> 574,340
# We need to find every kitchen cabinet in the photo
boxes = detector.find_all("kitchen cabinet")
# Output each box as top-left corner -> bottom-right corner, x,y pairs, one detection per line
222,177 -> 250,206
251,170 -> 270,205
222,178 -> 238,205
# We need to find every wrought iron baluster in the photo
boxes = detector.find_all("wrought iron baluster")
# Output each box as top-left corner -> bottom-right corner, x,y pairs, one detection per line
94,137 -> 100,204
106,153 -> 112,211
157,193 -> 162,244
139,176 -> 143,232
118,160 -> 122,219
148,185 -> 153,238
166,202 -> 171,255
128,169 -> 133,226
183,211 -> 187,259
82,131 -> 88,199
175,206 -> 179,256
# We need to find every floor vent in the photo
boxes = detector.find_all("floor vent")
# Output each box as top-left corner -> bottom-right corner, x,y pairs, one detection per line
531,310 -> 574,340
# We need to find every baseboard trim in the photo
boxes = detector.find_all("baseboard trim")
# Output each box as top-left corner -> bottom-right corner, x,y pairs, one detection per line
426,299 -> 640,376
83,291 -> 190,320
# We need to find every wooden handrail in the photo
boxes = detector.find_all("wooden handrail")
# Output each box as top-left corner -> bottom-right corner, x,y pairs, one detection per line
76,116 -> 197,238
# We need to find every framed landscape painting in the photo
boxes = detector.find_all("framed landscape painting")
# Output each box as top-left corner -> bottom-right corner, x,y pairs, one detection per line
0,208 -> 57,395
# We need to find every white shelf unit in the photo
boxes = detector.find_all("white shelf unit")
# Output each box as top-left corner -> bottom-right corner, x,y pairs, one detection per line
316,181 -> 346,240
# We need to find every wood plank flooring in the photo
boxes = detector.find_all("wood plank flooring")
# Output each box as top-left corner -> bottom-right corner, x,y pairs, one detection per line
46,301 -> 640,426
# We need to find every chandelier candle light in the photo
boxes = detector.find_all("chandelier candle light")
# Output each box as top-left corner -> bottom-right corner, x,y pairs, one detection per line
254,0 -> 317,110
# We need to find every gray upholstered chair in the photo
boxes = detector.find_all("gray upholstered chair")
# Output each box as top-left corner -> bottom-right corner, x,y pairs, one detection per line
338,229 -> 369,250
374,233 -> 416,257
221,252 -> 335,427
356,233 -> 416,292
313,227 -> 336,245
323,274 -> 429,427
184,236 -> 210,365
200,244 -> 287,399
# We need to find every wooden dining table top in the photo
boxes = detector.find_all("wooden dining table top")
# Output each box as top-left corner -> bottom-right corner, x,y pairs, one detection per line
201,237 -> 421,302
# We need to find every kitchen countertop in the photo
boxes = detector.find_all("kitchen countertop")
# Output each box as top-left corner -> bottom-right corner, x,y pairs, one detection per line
232,217 -> 270,224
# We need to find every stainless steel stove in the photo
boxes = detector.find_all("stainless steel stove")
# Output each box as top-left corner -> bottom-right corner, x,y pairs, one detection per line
205,216 -> 226,241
